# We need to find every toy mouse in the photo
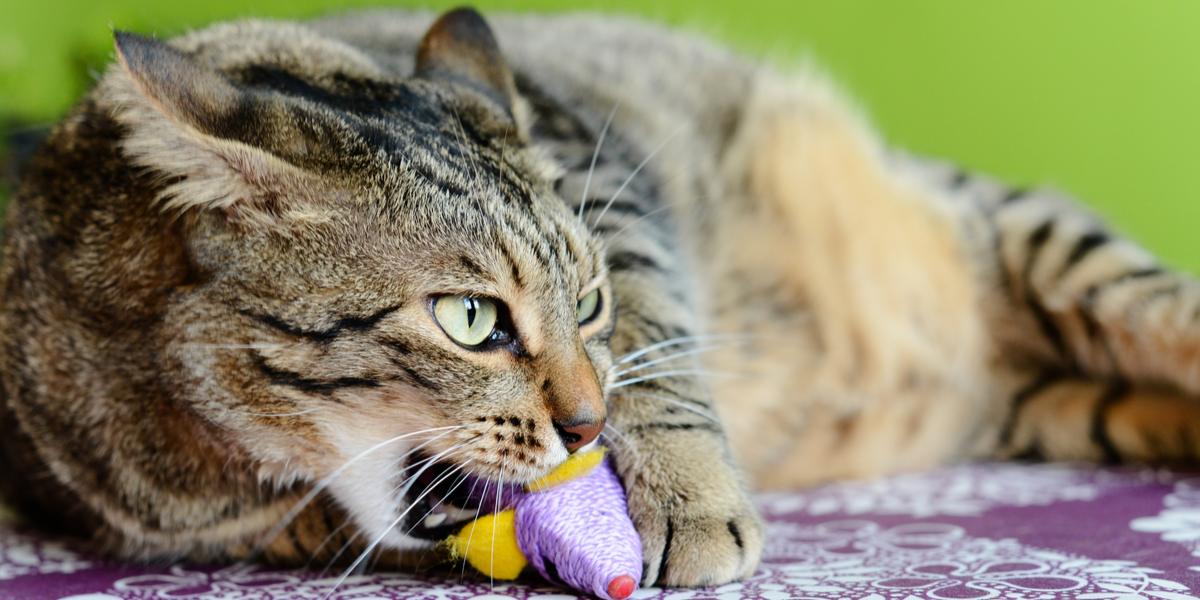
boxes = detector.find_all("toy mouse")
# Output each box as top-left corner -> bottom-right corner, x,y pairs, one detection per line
446,448 -> 642,600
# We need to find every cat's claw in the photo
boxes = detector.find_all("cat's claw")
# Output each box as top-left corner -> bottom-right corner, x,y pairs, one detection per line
629,493 -> 763,587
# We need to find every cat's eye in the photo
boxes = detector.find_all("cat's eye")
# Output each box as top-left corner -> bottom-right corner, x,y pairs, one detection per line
577,288 -> 602,324
433,295 -> 500,348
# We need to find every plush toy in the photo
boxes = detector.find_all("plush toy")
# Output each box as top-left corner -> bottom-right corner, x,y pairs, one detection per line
446,448 -> 642,600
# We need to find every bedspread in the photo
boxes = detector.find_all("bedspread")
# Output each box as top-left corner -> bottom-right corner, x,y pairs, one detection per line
3,462 -> 1199,599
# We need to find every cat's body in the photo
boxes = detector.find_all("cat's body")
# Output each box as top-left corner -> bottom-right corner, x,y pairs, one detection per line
5,8 -> 1200,589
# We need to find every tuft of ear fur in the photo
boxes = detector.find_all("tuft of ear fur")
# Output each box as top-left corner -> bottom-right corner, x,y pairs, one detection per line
416,7 -> 517,119
107,31 -> 327,227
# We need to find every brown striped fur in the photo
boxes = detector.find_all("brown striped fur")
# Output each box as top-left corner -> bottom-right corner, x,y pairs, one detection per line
4,7 -> 1200,590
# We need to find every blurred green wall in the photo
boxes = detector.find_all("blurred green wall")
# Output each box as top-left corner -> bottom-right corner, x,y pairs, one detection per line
3,1 -> 1198,271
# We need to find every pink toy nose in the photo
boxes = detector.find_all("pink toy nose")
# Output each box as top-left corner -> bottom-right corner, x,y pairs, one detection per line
554,417 -> 604,452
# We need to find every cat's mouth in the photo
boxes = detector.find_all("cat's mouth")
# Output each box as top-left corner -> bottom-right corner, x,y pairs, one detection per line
401,452 -> 520,541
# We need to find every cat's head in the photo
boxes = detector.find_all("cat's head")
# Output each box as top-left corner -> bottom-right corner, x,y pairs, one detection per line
104,9 -> 614,547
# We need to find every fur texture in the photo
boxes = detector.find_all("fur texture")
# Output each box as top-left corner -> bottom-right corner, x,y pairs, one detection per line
4,7 -> 1200,589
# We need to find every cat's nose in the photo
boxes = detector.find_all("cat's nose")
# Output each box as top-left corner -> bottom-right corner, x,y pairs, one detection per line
553,417 -> 604,453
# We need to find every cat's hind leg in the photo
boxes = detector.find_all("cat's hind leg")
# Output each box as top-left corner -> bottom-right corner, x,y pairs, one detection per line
915,157 -> 1200,465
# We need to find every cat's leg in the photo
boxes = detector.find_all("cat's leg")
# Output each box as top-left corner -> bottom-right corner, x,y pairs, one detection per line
910,156 -> 1200,463
938,166 -> 1200,393
599,240 -> 765,586
582,173 -> 764,586
988,367 -> 1200,463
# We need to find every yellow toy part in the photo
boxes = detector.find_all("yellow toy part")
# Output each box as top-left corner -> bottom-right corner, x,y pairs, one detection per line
526,447 -> 606,492
447,508 -> 527,580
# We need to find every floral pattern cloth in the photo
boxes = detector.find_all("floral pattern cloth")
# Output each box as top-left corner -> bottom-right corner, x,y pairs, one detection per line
2,462 -> 1199,600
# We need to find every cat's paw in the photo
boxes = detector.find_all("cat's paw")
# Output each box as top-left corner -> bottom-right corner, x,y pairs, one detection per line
628,485 -> 763,587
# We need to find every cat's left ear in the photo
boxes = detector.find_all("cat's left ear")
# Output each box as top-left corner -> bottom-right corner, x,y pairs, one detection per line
415,8 -> 523,132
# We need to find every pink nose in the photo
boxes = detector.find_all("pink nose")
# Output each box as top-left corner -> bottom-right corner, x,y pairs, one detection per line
554,417 -> 604,452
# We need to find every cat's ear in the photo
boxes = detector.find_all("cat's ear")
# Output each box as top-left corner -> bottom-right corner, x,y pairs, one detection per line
415,8 -> 517,121
111,31 -> 320,224
114,31 -> 245,136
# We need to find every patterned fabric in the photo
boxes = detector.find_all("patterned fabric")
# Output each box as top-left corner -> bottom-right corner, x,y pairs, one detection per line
3,462 -> 1200,599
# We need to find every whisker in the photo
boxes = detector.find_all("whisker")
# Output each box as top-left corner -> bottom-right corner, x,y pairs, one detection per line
241,407 -> 321,418
182,342 -> 287,350
398,468 -> 474,540
356,441 -> 462,577
612,343 -> 734,378
459,473 -> 490,582
317,440 -> 473,576
617,390 -> 720,423
601,424 -> 643,472
324,444 -> 472,597
608,368 -> 745,389
386,442 -> 472,500
595,155 -> 700,246
489,458 -> 506,592
320,527 -> 364,577
325,458 -> 474,598
616,333 -> 759,365
307,517 -> 353,571
597,203 -> 672,245
393,441 -> 468,482
589,124 -> 685,229
255,425 -> 463,557
577,102 -> 620,222
448,104 -> 485,182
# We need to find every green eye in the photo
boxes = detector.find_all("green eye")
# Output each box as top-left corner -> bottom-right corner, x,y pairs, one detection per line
433,296 -> 499,347
577,289 -> 601,324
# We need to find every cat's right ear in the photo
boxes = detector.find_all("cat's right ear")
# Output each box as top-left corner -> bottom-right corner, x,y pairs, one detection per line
110,32 -> 320,225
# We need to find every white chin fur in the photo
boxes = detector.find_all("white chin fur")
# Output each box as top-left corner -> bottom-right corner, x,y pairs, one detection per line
326,441 -> 431,551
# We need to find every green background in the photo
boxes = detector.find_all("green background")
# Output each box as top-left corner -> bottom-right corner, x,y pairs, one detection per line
3,1 -> 1198,272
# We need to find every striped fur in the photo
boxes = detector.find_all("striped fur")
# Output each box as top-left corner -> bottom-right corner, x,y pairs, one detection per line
1,7 -> 1199,591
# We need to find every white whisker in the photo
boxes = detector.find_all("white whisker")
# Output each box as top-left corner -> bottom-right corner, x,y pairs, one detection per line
255,425 -> 462,557
448,104 -> 485,182
459,473 -> 490,582
319,437 -> 472,575
617,332 -> 758,365
595,154 -> 699,245
489,458 -> 506,592
601,424 -> 643,472
241,407 -> 321,418
308,518 -> 353,572
597,203 -> 672,244
325,454 -> 473,599
609,368 -> 744,389
577,102 -> 620,222
385,442 -> 474,505
612,343 -> 732,378
618,390 -> 720,423
182,342 -> 286,350
589,124 -> 685,229
400,461 -> 476,540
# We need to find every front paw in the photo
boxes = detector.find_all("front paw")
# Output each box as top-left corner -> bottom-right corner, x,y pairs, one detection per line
626,477 -> 764,587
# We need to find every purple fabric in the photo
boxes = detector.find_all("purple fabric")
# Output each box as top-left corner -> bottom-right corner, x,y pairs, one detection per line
515,457 -> 642,599
4,462 -> 1200,599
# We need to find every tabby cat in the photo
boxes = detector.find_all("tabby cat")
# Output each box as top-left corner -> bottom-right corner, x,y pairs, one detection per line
4,6 -> 1200,589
